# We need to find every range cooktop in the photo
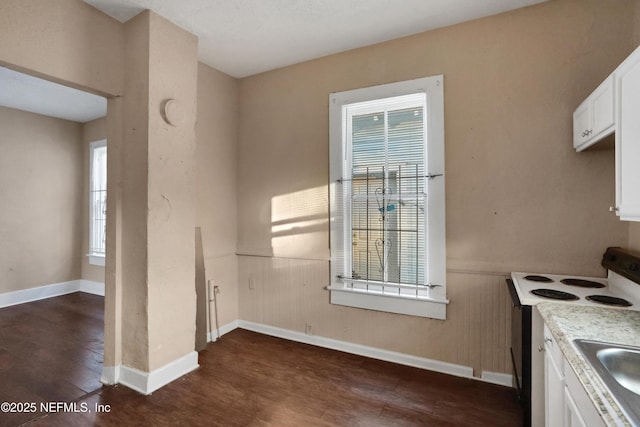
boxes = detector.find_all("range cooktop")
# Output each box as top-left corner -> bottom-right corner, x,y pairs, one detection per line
510,271 -> 637,308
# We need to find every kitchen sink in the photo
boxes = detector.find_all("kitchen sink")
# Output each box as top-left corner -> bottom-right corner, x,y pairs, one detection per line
574,339 -> 640,425
597,347 -> 640,395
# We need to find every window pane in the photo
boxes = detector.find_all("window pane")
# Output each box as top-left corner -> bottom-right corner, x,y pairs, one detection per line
348,102 -> 425,286
351,196 -> 385,282
90,144 -> 107,256
92,146 -> 107,191
352,112 -> 385,186
388,107 -> 424,194
90,189 -> 107,255
395,197 -> 425,285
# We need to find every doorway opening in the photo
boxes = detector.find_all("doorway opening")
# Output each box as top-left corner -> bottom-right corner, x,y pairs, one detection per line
0,65 -> 108,422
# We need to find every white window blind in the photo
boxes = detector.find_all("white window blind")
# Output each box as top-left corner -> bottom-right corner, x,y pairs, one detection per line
89,140 -> 107,264
329,77 -> 447,319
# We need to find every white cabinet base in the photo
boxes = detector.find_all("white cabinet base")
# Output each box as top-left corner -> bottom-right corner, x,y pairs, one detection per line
543,324 -> 605,427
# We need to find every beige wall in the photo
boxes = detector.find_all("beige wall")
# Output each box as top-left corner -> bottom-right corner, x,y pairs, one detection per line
0,0 -> 226,383
145,11 -> 198,371
0,0 -> 124,97
0,106 -> 83,293
196,63 -> 240,329
0,1 -> 200,377
0,109 -> 107,292
81,117 -> 107,283
0,0 -> 125,371
117,11 -> 199,372
630,225 -> 640,252
237,0 -> 635,376
117,11 -> 152,371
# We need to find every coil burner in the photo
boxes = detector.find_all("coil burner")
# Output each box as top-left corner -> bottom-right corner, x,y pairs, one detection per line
523,275 -> 553,283
530,288 -> 579,301
586,295 -> 633,307
560,278 -> 606,288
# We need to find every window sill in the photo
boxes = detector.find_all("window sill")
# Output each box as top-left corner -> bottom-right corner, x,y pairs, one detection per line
87,254 -> 105,267
328,286 -> 448,320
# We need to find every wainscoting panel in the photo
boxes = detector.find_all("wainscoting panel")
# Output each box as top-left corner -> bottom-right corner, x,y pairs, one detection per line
238,255 -> 512,379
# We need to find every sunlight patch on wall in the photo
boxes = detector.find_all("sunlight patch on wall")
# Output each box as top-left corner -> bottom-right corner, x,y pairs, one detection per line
271,185 -> 329,259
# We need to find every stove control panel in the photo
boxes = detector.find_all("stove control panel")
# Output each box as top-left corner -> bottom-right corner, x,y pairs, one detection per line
602,247 -> 640,285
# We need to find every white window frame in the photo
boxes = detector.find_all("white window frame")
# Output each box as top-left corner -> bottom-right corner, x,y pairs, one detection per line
328,76 -> 447,319
88,140 -> 107,267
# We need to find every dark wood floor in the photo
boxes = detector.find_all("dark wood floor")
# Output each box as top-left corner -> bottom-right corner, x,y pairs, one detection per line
0,293 -> 522,426
0,292 -> 104,427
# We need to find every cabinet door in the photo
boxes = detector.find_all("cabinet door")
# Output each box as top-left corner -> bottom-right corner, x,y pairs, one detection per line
616,47 -> 640,220
544,325 -> 565,427
573,101 -> 591,150
532,307 -> 546,427
573,75 -> 614,152
564,363 -> 605,427
591,76 -> 614,138
545,346 -> 565,427
563,387 -> 587,427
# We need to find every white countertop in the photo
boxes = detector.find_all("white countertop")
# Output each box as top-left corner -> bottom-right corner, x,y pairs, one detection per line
537,302 -> 640,427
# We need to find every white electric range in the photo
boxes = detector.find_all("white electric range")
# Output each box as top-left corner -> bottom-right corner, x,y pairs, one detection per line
507,247 -> 640,427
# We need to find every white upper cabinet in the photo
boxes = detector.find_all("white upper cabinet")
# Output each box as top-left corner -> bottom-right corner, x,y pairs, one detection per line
574,45 -> 640,221
573,75 -> 615,151
615,46 -> 640,221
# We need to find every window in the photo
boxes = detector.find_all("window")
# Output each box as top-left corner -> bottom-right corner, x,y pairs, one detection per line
328,76 -> 447,319
89,140 -> 107,266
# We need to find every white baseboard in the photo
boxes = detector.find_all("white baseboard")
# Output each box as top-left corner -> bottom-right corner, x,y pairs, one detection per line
208,320 -> 239,342
104,351 -> 199,395
79,280 -> 105,296
0,279 -> 105,308
237,320 -> 492,382
481,370 -> 513,387
101,366 -> 120,385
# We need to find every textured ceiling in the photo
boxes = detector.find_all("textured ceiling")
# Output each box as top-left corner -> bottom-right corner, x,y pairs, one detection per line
84,0 -> 548,78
